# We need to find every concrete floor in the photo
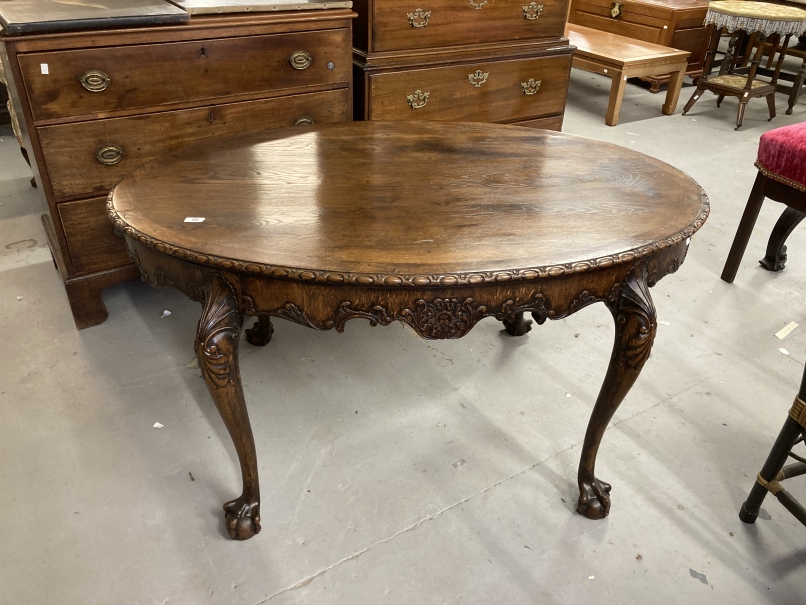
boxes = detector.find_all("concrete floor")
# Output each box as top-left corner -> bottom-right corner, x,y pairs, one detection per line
2,71 -> 806,604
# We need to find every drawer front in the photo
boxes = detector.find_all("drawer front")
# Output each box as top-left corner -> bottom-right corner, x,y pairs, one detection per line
367,54 -> 570,122
58,197 -> 130,275
19,28 -> 351,121
39,88 -> 350,200
373,0 -> 569,52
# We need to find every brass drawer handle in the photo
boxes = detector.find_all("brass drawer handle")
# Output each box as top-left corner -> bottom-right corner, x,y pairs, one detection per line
407,8 -> 431,27
522,2 -> 543,20
406,90 -> 430,109
289,50 -> 313,70
469,0 -> 488,8
610,1 -> 623,17
96,145 -> 124,166
521,78 -> 541,95
294,116 -> 315,126
468,70 -> 489,88
80,70 -> 110,93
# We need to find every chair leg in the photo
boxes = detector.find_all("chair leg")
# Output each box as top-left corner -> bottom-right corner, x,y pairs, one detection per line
716,94 -> 725,107
682,85 -> 705,115
736,100 -> 749,130
787,56 -> 806,115
19,147 -> 37,189
760,206 -> 806,272
740,417 -> 804,523
721,172 -> 768,283
767,93 -> 777,121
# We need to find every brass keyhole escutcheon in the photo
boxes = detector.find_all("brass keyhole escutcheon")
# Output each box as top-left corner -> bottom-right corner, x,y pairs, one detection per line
289,50 -> 313,70
80,70 -> 110,93
96,145 -> 124,166
294,116 -> 315,126
406,90 -> 430,109
521,78 -> 541,95
610,1 -> 623,17
407,8 -> 431,28
522,2 -> 543,20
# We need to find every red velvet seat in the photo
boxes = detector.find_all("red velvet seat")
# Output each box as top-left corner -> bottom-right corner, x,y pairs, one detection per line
756,122 -> 806,192
722,122 -> 806,283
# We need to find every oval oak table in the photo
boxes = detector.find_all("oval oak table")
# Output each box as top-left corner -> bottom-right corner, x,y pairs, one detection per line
108,122 -> 709,540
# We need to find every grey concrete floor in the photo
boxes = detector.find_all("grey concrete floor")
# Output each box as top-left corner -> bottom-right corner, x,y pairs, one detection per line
2,71 -> 806,604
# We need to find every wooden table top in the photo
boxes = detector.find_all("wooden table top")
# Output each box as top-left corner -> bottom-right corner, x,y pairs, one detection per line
566,24 -> 691,64
110,122 -> 708,286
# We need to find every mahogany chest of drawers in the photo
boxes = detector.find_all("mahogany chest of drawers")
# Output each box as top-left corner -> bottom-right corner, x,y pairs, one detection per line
1,10 -> 355,328
568,0 -> 711,90
352,0 -> 574,130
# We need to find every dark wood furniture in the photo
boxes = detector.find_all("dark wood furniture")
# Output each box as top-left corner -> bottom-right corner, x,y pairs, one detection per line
351,0 -> 573,130
0,7 -> 355,329
722,121 -> 806,282
721,174 -> 806,281
108,121 -> 709,540
568,0 -> 711,91
566,23 -> 689,125
755,41 -> 806,115
740,361 -> 806,527
683,1 -> 806,130
0,80 -> 9,126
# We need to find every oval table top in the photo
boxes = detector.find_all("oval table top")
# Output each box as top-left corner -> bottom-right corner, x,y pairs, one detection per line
109,121 -> 709,286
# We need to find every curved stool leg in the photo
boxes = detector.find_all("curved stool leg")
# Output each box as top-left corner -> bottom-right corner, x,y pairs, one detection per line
577,264 -> 656,519
721,173 -> 768,283
759,207 -> 806,272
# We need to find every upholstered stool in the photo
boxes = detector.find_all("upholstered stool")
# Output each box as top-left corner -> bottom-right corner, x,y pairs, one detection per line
740,361 -> 806,526
721,121 -> 806,283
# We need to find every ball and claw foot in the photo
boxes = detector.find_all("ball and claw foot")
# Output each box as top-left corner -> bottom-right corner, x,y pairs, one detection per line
503,312 -> 533,337
577,476 -> 612,520
245,317 -> 274,347
224,497 -> 261,540
760,245 -> 787,272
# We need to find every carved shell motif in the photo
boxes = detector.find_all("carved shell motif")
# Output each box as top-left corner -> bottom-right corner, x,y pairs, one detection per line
195,276 -> 242,388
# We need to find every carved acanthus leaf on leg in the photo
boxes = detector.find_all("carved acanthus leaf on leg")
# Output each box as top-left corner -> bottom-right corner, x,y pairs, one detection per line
195,275 -> 261,540
577,263 -> 657,520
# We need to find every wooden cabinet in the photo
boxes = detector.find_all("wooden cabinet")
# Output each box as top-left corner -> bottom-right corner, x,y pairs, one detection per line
353,0 -> 573,127
568,0 -> 711,90
1,10 -> 355,329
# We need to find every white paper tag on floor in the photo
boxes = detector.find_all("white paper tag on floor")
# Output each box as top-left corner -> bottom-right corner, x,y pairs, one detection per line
658,320 -> 671,326
153,422 -> 164,429
184,217 -> 205,223
775,322 -> 799,340
779,348 -> 790,356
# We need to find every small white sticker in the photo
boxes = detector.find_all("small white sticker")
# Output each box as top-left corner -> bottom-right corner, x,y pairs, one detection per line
780,348 -> 790,356
184,217 -> 205,223
603,68 -> 608,73
153,422 -> 164,429
40,63 -> 49,74
775,322 -> 799,340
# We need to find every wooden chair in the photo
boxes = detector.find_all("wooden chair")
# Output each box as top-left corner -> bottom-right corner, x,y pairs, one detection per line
740,360 -> 806,527
683,31 -> 792,130
721,121 -> 806,283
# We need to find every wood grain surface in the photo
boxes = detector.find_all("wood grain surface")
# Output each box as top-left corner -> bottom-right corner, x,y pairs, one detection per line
110,121 -> 708,282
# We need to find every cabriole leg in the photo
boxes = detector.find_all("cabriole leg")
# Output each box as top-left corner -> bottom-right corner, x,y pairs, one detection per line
245,315 -> 274,346
760,207 -> 805,272
196,274 -> 261,540
577,264 -> 657,520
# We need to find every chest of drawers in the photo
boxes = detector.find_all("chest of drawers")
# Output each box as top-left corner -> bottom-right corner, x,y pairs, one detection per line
568,0 -> 710,90
353,0 -> 573,129
1,9 -> 355,328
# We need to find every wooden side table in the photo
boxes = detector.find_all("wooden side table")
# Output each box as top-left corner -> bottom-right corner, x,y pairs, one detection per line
108,122 -> 709,540
566,23 -> 690,125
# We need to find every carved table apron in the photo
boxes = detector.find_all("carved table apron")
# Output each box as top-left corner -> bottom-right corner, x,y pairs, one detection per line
108,122 -> 709,540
